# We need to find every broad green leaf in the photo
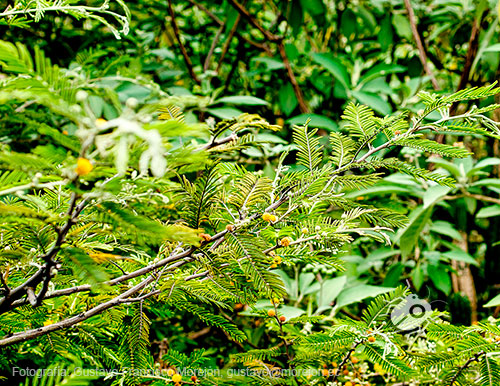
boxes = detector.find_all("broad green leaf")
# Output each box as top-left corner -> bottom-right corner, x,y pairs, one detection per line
441,250 -> 478,267
392,14 -> 412,40
430,221 -> 462,240
206,107 -> 243,119
214,95 -> 269,106
412,264 -> 425,291
467,158 -> 500,176
360,64 -> 406,85
286,114 -> 338,131
399,206 -> 433,258
299,272 -> 316,296
316,276 -> 347,312
477,205 -> 500,218
378,14 -> 393,49
251,57 -> 285,71
383,263 -> 404,287
484,294 -> 500,307
311,53 -> 350,89
335,284 -> 394,309
428,263 -> 451,295
278,305 -> 306,320
423,185 -> 451,208
352,90 -> 391,115
279,83 -> 298,115
472,178 -> 500,189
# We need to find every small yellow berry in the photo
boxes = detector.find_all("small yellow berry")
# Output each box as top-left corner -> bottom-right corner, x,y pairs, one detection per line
279,316 -> 286,323
301,228 -> 308,234
394,130 -> 401,135
273,256 -> 282,264
166,369 -> 175,377
225,224 -> 235,232
75,157 -> 93,176
171,373 -> 182,383
270,264 -> 278,269
62,130 -> 69,135
267,309 -> 276,317
279,237 -> 292,247
351,356 -> 359,364
345,382 -> 353,386
95,118 -> 107,127
271,297 -> 280,305
368,336 -> 376,343
321,369 -> 329,377
331,362 -> 338,368
269,214 -> 277,222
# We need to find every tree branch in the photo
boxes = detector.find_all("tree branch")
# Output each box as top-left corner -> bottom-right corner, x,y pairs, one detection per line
226,0 -> 281,42
404,0 -> 440,91
450,351 -> 485,386
227,0 -> 309,113
204,24 -> 225,72
0,276 -> 156,347
0,191 -> 84,314
449,10 -> 487,116
216,14 -> 241,74
332,340 -> 363,382
167,0 -> 201,84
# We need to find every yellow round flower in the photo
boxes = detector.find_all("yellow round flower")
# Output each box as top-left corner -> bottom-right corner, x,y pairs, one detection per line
75,158 -> 93,176
171,373 -> 182,383
279,237 -> 292,247
95,118 -> 107,127
262,213 -> 272,222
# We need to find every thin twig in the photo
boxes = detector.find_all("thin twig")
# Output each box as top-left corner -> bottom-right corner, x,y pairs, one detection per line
167,0 -> 201,84
332,340 -> 363,382
204,24 -> 224,72
450,351 -> 485,386
216,15 -> 241,73
404,0 -> 440,91
0,276 -> 156,347
227,0 -> 309,113
449,10 -> 486,116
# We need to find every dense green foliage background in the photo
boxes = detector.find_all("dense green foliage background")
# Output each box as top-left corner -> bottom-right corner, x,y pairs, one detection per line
2,1 -> 500,385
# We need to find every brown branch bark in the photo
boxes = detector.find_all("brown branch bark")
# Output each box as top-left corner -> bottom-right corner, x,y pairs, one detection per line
449,10 -> 487,116
204,24 -> 224,72
3,187 -> 296,346
0,192 -> 85,314
0,276 -> 156,347
278,41 -> 309,113
227,0 -> 281,42
216,14 -> 241,73
167,0 -> 201,84
451,231 -> 477,323
227,0 -> 309,113
404,0 -> 440,91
